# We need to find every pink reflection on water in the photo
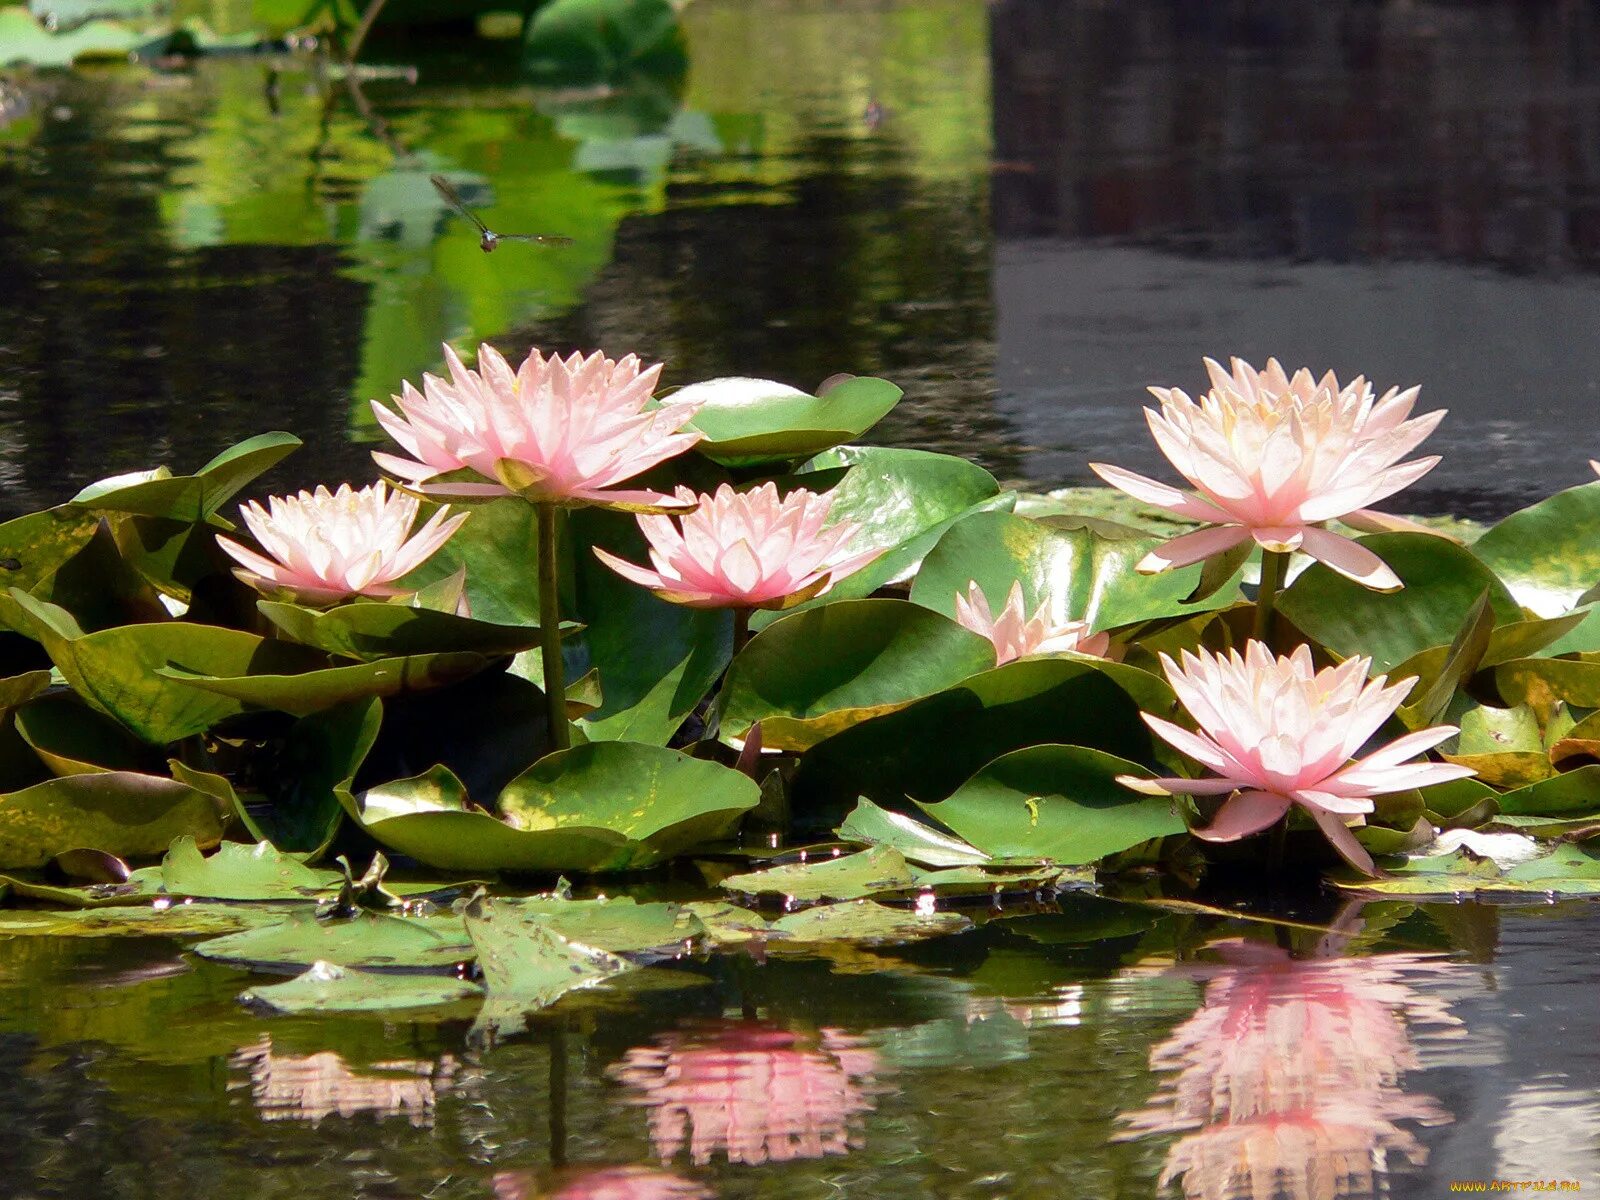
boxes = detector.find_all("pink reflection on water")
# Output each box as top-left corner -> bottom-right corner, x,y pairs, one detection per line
229,1035 -> 457,1126
609,1021 -> 885,1166
1119,940 -> 1462,1200
491,1165 -> 710,1200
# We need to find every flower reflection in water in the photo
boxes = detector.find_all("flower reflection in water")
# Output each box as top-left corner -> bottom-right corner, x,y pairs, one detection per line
1118,941 -> 1463,1200
491,1165 -> 710,1200
230,1036 -> 457,1127
609,1021 -> 885,1166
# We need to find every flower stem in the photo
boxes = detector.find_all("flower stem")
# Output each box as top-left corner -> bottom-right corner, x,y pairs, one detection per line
1268,814 -> 1289,879
732,608 -> 752,657
1253,548 -> 1290,648
536,502 -> 570,752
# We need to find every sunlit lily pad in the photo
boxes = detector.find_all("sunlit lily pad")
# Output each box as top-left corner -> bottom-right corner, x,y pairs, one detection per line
1471,481 -> 1600,617
159,650 -> 488,717
0,901 -> 297,938
721,598 -> 997,749
342,742 -> 759,872
68,433 -> 301,525
0,770 -> 228,869
156,837 -> 336,901
837,798 -> 989,867
1335,843 -> 1600,898
192,910 -> 474,971
239,961 -> 485,1016
258,599 -> 547,662
911,509 -> 1241,632
680,375 -> 903,465
464,894 -> 703,957
680,900 -> 773,947
918,746 -> 1185,865
0,505 -> 100,595
767,899 -> 971,946
720,846 -> 916,902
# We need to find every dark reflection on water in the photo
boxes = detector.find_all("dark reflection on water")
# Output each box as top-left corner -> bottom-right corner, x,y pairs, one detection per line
1,901 -> 1598,1198
991,0 -> 1600,517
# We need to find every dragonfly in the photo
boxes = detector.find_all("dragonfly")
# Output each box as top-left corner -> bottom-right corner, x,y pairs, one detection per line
430,174 -> 574,252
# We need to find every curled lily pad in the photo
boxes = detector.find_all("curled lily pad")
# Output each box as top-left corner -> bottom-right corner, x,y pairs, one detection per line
68,433 -> 301,525
192,910 -> 474,971
721,598 -> 997,750
158,651 -> 488,718
0,771 -> 228,869
720,846 -> 916,902
258,599 -> 547,662
1495,765 -> 1600,817
910,509 -> 1241,632
341,742 -> 759,872
239,961 -> 485,1016
837,798 -> 989,868
680,375 -> 903,465
0,506 -> 100,595
14,693 -> 163,776
1471,481 -> 1600,617
918,746 -> 1185,865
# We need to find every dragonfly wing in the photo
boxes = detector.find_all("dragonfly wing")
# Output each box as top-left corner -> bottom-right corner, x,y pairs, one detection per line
500,233 -> 576,246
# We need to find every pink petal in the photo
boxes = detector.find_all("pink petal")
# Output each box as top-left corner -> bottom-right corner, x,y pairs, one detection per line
1304,805 -> 1377,876
1191,791 -> 1290,842
1296,527 -> 1402,591
1136,524 -> 1251,573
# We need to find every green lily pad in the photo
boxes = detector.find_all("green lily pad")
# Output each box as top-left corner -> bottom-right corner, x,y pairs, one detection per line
258,600 -> 547,662
0,6 -> 159,66
837,798 -> 989,867
342,742 -> 758,873
907,863 -> 1080,893
0,901 -> 297,938
794,656 -> 1171,808
680,901 -> 774,947
768,446 -> 1011,612
157,837 -> 337,901
1496,765 -> 1600,816
721,598 -> 997,749
720,846 -> 916,902
465,894 -> 703,956
0,505 -> 100,595
1495,656 -> 1600,710
522,0 -> 687,85
681,375 -> 903,465
768,900 -> 971,946
910,509 -> 1240,633
1471,481 -> 1600,617
5,591 -> 324,743
0,770 -> 228,869
192,910 -> 474,971
14,693 -> 163,776
158,651 -> 487,718
1278,533 -> 1521,672
1335,843 -> 1600,898
239,961 -> 485,1016
68,433 -> 301,525
919,746 -> 1185,865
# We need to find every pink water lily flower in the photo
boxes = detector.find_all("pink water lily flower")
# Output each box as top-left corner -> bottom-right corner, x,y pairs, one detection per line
593,482 -> 882,609
216,481 -> 467,605
1091,357 -> 1447,591
372,343 -> 703,510
953,580 -> 1111,665
1128,642 -> 1474,874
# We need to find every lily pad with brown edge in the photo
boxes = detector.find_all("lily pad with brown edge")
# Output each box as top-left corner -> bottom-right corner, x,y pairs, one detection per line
916,746 -> 1186,866
680,375 -> 903,466
719,598 -> 999,750
909,508 -> 1242,635
191,910 -> 474,971
3,591 -> 326,744
719,846 -> 917,902
0,770 -> 229,869
157,650 -> 488,718
1495,655 -> 1600,711
766,900 -> 972,946
257,599 -> 551,662
0,870 -> 166,908
239,961 -> 486,1017
339,742 -> 759,873
1333,843 -> 1600,898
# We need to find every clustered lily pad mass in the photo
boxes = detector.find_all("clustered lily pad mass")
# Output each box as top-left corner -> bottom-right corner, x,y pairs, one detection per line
4,344 -> 1600,1015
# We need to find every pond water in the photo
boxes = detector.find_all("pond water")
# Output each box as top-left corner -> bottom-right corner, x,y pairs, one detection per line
5,1 -> 1600,1196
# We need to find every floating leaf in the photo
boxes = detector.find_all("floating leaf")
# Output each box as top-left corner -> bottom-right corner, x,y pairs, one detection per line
342,743 -> 758,872
720,846 -> 916,902
680,375 -> 903,465
465,894 -> 702,957
837,798 -> 989,867
910,509 -> 1240,633
159,651 -> 487,717
239,961 -> 485,1016
192,911 -> 474,971
0,901 -> 297,938
0,771 -> 227,869
1495,765 -> 1600,816
157,837 -> 338,901
1335,844 -> 1600,898
919,746 -> 1185,865
258,599 -> 546,662
1471,481 -> 1600,617
721,599 -> 997,749
767,900 -> 971,946
794,656 -> 1171,808
1277,533 -> 1520,671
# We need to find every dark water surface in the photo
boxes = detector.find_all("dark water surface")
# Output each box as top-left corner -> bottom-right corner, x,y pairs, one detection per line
4,3 -> 1600,1197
